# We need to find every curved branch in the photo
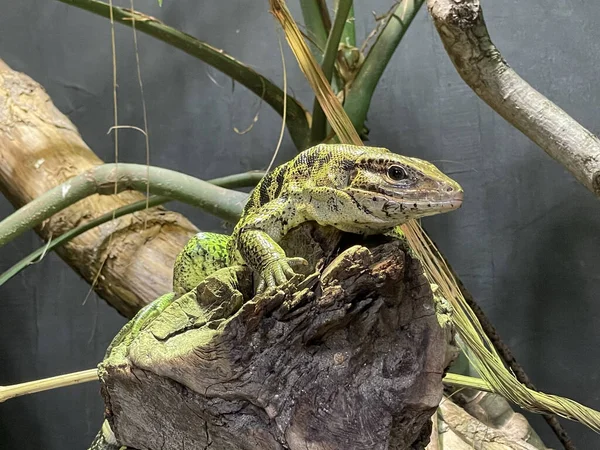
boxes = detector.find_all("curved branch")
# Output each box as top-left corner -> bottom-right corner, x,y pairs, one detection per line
57,0 -> 311,150
0,164 -> 251,249
427,0 -> 600,197
0,171 -> 264,287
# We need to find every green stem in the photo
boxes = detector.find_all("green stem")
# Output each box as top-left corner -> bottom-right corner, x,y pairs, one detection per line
338,0 -> 355,47
0,196 -> 168,287
344,0 -> 424,131
310,0 -> 353,144
299,0 -> 329,62
443,372 -> 492,393
201,170 -> 265,189
57,0 -> 310,150
0,164 -> 255,250
316,0 -> 332,32
0,171 -> 264,286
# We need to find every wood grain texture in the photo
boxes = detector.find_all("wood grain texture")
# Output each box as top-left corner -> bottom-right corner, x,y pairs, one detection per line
99,229 -> 457,450
0,60 -> 197,317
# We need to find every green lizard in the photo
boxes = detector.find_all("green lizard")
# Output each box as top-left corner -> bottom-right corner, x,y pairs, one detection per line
90,143 -> 463,450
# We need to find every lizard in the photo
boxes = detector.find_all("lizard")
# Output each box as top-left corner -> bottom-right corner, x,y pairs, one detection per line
89,143 -> 463,450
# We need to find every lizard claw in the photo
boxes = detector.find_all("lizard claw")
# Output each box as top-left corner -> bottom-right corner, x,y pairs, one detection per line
255,257 -> 308,294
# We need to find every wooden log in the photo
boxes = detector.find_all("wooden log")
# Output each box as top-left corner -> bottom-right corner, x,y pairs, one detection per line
0,59 -> 197,317
99,228 -> 458,450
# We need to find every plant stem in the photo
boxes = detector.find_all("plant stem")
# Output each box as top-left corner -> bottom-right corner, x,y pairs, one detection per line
0,196 -> 164,286
270,0 -> 362,146
57,0 -> 310,150
337,0 -> 355,47
198,170 -> 265,190
443,372 -> 492,393
0,171 -> 264,286
316,0 -> 332,32
0,164 -> 252,250
440,245 -> 577,450
344,0 -> 424,132
299,0 -> 329,62
0,369 -> 98,403
310,0 -> 353,144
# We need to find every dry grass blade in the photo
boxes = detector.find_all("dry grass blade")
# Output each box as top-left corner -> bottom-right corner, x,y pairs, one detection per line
0,369 -> 98,403
406,221 -> 600,431
269,0 -> 600,433
269,0 -> 361,146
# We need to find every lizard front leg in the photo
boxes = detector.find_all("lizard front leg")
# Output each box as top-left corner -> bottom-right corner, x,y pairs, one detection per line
236,228 -> 306,292
232,198 -> 307,293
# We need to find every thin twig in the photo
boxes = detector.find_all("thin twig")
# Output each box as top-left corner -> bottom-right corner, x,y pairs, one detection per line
0,369 -> 98,403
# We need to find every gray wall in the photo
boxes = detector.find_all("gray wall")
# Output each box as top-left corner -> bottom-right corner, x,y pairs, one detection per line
1,1 -> 599,448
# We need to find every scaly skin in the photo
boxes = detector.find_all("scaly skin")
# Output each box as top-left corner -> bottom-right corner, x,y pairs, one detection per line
228,143 -> 463,291
172,232 -> 230,296
91,144 -> 463,449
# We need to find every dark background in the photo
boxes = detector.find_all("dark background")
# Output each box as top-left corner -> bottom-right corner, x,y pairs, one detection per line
1,1 -> 599,448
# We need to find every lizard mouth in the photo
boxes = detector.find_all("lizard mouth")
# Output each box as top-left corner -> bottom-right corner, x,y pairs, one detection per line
444,192 -> 464,209
428,193 -> 463,211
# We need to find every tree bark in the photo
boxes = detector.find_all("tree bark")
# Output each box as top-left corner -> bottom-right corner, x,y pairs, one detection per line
99,228 -> 458,450
0,59 -> 197,318
427,0 -> 600,198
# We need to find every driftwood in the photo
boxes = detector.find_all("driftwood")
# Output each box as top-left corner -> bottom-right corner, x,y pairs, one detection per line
427,0 -> 600,198
436,390 -> 549,449
98,226 -> 458,450
435,397 -> 548,450
0,59 -> 197,318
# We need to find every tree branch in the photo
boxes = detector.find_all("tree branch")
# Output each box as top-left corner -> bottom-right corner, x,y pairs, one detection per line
0,164 -> 250,250
427,0 -> 600,198
57,0 -> 311,150
0,171 -> 263,287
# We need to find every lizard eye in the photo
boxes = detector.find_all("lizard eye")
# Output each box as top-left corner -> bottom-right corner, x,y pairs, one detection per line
387,165 -> 407,181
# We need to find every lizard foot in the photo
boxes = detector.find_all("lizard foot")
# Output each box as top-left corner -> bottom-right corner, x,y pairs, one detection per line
256,257 -> 308,294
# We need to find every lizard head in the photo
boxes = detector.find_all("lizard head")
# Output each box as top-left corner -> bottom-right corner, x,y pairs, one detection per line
340,147 -> 463,230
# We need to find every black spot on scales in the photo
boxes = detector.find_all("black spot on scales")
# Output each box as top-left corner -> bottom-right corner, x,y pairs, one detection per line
272,165 -> 287,199
347,192 -> 375,217
258,171 -> 274,206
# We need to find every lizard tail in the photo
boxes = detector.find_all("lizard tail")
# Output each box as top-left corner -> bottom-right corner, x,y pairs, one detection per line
88,420 -> 121,450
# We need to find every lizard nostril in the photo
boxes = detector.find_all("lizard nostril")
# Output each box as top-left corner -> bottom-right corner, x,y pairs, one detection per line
446,186 -> 454,192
